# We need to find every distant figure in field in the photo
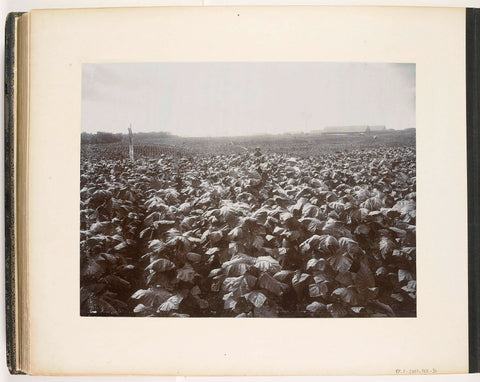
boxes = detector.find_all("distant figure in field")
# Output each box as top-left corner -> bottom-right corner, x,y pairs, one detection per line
253,147 -> 264,167
373,135 -> 377,140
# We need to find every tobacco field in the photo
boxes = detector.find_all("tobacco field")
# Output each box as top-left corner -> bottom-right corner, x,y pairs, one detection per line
80,142 -> 416,318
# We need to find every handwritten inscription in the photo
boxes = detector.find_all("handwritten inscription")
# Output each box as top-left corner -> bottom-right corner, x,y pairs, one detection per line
396,368 -> 438,375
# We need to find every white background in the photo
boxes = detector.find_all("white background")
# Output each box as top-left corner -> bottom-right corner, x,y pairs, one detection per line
1,1 -> 480,382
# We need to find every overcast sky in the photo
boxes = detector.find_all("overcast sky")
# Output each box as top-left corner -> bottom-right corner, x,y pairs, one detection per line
81,62 -> 415,137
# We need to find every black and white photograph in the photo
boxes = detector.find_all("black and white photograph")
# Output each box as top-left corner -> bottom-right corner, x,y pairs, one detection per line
80,62 -> 416,318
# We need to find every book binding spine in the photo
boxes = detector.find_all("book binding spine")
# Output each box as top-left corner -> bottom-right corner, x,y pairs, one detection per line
4,11 -> 25,375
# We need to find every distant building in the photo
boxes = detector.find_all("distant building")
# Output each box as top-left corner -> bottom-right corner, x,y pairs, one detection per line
284,131 -> 305,136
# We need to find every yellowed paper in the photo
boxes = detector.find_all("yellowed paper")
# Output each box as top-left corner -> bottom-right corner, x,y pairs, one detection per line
25,6 -> 467,375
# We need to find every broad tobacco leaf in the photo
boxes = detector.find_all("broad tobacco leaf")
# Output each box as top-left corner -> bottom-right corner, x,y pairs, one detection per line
327,252 -> 353,273
222,274 -> 257,296
332,286 -> 359,305
258,272 -> 288,296
306,301 -> 326,313
176,263 -> 196,283
254,256 -> 281,274
146,258 -> 176,273
308,282 -> 329,298
244,291 -> 267,308
157,294 -> 184,312
379,236 -> 396,257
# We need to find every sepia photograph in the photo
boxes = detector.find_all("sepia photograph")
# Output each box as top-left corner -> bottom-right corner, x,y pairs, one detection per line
80,62 -> 416,318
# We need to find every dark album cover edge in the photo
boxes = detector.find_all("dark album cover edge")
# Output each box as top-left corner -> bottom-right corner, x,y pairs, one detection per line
4,11 -> 26,375
467,7 -> 480,375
